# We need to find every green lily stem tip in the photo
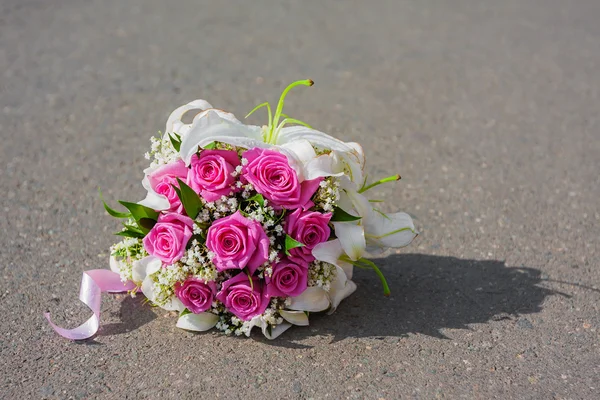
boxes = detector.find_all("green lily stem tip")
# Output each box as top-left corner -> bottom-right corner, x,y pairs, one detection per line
358,174 -> 401,194
269,79 -> 314,143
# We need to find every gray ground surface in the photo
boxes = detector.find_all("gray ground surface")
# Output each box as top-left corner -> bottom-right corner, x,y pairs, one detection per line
1,0 -> 599,398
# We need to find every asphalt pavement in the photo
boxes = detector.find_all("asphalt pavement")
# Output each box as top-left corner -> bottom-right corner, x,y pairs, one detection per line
1,0 -> 599,398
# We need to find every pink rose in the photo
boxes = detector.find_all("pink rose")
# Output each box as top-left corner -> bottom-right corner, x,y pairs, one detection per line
142,213 -> 194,265
216,273 -> 270,321
241,148 -> 321,210
187,150 -> 240,202
266,259 -> 309,298
285,208 -> 332,263
147,160 -> 189,212
175,278 -> 216,314
205,211 -> 269,274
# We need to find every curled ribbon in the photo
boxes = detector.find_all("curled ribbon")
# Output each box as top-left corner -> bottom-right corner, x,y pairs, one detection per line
45,269 -> 136,340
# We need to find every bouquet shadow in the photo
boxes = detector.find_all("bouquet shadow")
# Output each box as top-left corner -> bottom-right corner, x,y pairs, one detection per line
272,253 -> 563,346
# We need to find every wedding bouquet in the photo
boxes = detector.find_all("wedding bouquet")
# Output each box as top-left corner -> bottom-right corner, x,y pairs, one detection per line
46,80 -> 417,340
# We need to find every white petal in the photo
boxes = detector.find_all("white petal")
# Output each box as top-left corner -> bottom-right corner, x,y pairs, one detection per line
138,191 -> 170,211
132,256 -> 161,284
141,277 -> 156,303
332,222 -> 366,261
176,312 -> 219,332
280,139 -> 317,166
192,108 -> 241,125
327,266 -> 357,314
288,287 -> 330,312
180,120 -> 264,165
276,126 -> 355,153
261,322 -> 292,340
138,170 -> 170,211
244,316 -> 261,337
365,211 -> 417,248
311,240 -> 354,279
304,153 -> 343,180
312,239 -> 344,264
109,256 -> 120,273
280,310 -> 309,326
343,188 -> 371,218
165,99 -> 213,135
161,296 -> 185,312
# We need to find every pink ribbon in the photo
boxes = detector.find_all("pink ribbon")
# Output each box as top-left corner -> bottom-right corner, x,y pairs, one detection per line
45,269 -> 136,340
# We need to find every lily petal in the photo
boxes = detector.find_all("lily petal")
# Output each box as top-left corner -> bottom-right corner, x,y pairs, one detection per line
305,153 -> 343,180
165,99 -> 213,136
176,312 -> 219,331
288,287 -> 330,312
312,240 -> 354,280
161,296 -> 185,312
280,310 -> 309,326
332,222 -> 366,261
276,126 -> 355,153
180,119 -> 264,165
261,322 -> 292,340
365,211 -> 417,249
280,139 -> 316,166
327,266 -> 357,314
109,256 -> 120,273
141,277 -> 156,304
137,167 -> 170,211
131,256 -> 161,284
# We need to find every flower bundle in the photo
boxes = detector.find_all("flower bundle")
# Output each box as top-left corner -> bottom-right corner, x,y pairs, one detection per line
48,80 -> 417,340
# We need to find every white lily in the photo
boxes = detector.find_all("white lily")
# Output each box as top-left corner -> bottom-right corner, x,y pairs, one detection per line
332,177 -> 417,262
164,99 -> 213,139
135,256 -> 184,312
260,321 -> 292,340
280,310 -> 310,326
176,312 -> 219,332
179,108 -> 267,165
327,265 -> 357,314
312,239 -> 354,279
287,287 -> 331,312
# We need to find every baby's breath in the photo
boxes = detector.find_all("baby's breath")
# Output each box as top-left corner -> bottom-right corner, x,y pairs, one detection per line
110,237 -> 147,283
308,261 -> 337,292
313,177 -> 340,212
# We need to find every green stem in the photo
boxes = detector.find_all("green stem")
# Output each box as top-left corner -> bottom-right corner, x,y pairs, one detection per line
358,174 -> 401,193
357,258 -> 391,296
270,79 -> 314,143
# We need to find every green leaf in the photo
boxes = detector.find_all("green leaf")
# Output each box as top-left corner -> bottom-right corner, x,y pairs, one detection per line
180,308 -> 192,317
118,201 -> 159,222
330,206 -> 362,222
174,178 -> 203,219
169,133 -> 181,152
247,193 -> 265,207
115,229 -> 145,239
99,188 -> 131,219
284,234 -> 304,256
203,142 -> 217,150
